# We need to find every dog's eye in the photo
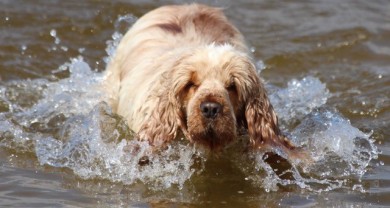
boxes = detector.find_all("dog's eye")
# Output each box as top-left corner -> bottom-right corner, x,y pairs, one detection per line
227,82 -> 236,92
185,82 -> 198,91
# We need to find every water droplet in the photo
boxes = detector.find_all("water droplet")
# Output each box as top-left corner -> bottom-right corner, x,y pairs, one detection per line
352,184 -> 365,193
61,46 -> 68,51
50,29 -> 57,37
50,29 -> 61,44
256,60 -> 266,74
21,45 -> 27,54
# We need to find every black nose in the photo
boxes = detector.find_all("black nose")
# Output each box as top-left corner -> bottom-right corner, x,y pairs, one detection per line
200,102 -> 222,119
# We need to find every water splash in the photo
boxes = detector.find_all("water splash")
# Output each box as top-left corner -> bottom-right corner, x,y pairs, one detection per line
104,14 -> 137,65
0,56 -> 204,190
0,64 -> 378,192
0,16 -> 378,193
35,103 -> 203,189
247,107 -> 377,193
257,76 -> 376,192
0,57 -> 103,151
269,76 -> 330,128
291,108 -> 377,178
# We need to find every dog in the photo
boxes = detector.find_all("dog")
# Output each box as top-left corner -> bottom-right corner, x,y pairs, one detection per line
104,4 -> 304,159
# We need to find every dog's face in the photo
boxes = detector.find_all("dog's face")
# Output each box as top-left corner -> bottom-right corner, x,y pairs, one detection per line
137,44 -> 283,152
173,45 -> 258,150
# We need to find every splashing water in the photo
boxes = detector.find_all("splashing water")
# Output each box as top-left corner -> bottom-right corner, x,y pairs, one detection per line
246,107 -> 378,193
35,102 -> 203,189
104,14 -> 137,65
291,108 -> 377,178
269,76 -> 330,128
0,15 -> 378,193
0,57 -> 203,190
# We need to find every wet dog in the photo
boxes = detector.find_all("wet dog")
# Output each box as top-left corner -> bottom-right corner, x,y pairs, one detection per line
104,4 -> 304,158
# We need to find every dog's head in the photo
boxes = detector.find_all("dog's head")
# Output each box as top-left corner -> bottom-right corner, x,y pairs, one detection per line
169,44 -> 281,150
138,44 -> 283,150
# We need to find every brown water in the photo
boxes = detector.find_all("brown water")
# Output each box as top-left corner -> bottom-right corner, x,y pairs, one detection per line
1,0 -> 389,207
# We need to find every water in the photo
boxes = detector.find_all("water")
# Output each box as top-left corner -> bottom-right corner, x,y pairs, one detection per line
1,0 -> 389,207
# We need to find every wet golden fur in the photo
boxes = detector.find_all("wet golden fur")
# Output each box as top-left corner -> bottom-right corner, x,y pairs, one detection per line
105,4 -> 299,154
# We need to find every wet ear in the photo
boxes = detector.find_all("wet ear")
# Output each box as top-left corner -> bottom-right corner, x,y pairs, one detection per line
244,74 -> 296,151
137,96 -> 181,146
245,89 -> 279,146
244,77 -> 313,163
137,71 -> 187,146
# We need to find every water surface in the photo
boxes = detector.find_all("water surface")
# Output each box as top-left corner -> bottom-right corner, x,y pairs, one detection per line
1,0 -> 389,207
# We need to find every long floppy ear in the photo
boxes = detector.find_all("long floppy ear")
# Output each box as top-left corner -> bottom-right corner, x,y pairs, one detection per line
245,87 -> 295,149
137,95 -> 182,146
136,71 -> 187,147
245,86 -> 312,163
243,67 -> 297,154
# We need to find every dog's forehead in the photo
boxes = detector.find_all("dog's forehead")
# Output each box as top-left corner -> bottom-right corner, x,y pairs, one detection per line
191,47 -> 246,82
190,62 -> 230,86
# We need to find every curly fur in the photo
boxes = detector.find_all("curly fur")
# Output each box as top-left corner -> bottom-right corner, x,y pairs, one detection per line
104,4 -> 301,154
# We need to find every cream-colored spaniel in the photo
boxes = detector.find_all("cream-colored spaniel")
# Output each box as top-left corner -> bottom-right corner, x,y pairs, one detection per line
105,4 -> 303,158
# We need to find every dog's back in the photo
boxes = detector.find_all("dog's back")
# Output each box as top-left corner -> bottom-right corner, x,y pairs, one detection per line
116,4 -> 246,68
